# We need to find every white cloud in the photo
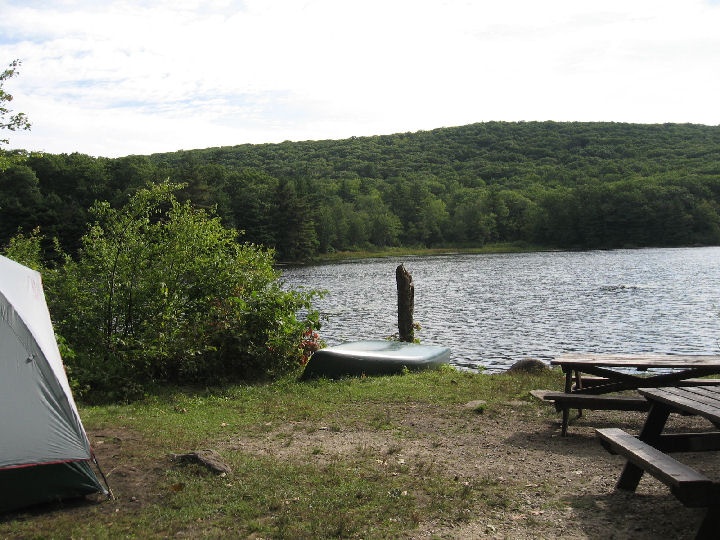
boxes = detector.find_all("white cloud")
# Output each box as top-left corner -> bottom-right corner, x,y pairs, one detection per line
2,0 -> 719,157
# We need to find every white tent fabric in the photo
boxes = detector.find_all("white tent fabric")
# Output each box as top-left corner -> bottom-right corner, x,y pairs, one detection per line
0,254 -> 98,476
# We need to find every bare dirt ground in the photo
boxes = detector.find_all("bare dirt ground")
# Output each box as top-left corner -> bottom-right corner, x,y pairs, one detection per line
84,398 -> 718,539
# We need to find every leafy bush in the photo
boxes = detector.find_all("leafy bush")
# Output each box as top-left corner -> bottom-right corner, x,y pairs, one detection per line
2,226 -> 43,270
44,181 -> 322,401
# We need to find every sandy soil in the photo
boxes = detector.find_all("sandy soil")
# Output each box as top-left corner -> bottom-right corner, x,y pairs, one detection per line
85,397 -> 719,539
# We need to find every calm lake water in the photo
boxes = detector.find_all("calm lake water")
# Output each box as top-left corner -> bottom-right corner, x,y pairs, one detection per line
280,247 -> 720,373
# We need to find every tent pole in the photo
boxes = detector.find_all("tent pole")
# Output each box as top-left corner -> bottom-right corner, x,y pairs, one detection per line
91,452 -> 115,501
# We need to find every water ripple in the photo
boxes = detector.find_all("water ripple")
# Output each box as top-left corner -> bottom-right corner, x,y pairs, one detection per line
282,247 -> 720,373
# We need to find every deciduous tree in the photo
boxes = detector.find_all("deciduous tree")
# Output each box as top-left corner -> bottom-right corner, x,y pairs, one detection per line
0,60 -> 31,146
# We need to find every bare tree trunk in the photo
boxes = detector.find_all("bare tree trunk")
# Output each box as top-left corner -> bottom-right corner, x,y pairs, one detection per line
396,264 -> 414,342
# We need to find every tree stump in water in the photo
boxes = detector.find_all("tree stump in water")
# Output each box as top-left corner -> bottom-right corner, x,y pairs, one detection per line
396,264 -> 415,342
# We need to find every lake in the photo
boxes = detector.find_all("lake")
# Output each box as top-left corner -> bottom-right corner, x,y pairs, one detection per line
280,247 -> 720,373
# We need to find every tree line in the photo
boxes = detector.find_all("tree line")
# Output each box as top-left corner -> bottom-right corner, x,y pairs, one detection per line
2,121 -> 720,262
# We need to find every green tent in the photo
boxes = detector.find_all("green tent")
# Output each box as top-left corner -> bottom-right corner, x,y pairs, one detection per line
0,255 -> 108,512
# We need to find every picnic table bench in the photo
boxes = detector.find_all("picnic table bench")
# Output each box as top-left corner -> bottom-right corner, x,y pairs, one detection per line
597,386 -> 720,540
537,354 -> 720,435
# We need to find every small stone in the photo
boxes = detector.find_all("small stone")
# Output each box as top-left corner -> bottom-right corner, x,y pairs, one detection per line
464,400 -> 487,409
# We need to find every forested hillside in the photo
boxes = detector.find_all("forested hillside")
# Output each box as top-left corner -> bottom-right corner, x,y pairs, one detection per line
2,121 -> 720,261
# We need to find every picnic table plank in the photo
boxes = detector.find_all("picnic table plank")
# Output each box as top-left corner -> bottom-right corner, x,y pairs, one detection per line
653,432 -> 720,453
537,391 -> 649,411
576,376 -> 720,388
640,387 -> 720,425
555,353 -> 720,369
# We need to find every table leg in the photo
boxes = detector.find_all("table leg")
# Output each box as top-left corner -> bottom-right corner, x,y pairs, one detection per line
574,370 -> 583,418
697,506 -> 720,540
616,401 -> 671,491
560,369 -> 574,436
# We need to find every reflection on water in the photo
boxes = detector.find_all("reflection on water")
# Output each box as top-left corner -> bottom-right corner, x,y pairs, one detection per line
281,247 -> 720,372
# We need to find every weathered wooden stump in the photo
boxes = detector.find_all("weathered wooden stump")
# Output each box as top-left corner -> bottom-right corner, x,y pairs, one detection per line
396,264 -> 414,342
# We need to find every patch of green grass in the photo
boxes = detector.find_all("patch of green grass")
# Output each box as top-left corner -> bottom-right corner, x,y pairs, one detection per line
311,242 -> 551,263
82,365 -> 562,440
1,367 -> 565,539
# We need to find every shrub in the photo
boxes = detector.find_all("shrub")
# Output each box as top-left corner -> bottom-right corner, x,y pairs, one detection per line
46,181 -> 322,400
2,226 -> 43,270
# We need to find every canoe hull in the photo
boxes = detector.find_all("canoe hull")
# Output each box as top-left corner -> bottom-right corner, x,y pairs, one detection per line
301,340 -> 451,379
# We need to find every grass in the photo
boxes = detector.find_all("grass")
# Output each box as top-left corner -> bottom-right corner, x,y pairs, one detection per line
310,242 -> 551,263
0,366 -> 565,539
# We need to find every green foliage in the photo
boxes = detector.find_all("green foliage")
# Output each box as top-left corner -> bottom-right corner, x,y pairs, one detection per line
47,182 -> 322,401
4,121 -> 720,260
0,164 -> 43,242
0,59 -> 31,147
2,226 -> 43,270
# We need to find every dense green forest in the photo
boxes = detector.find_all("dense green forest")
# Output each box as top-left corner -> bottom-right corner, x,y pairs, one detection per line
2,121 -> 720,261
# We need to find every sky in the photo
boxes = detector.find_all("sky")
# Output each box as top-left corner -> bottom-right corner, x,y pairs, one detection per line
2,0 -> 720,158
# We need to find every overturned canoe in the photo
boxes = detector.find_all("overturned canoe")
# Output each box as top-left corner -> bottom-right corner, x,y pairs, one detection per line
301,340 -> 451,379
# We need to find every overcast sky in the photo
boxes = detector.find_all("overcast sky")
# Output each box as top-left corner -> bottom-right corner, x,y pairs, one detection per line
2,0 -> 720,158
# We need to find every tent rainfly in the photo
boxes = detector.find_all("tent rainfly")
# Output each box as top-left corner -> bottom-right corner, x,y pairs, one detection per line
0,254 -> 108,512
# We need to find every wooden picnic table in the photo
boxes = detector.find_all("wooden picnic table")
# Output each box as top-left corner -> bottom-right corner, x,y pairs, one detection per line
553,353 -> 720,394
543,354 -> 720,435
597,386 -> 720,539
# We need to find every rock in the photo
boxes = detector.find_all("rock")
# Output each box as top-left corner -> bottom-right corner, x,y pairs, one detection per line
169,449 -> 231,475
464,400 -> 487,410
507,358 -> 548,374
